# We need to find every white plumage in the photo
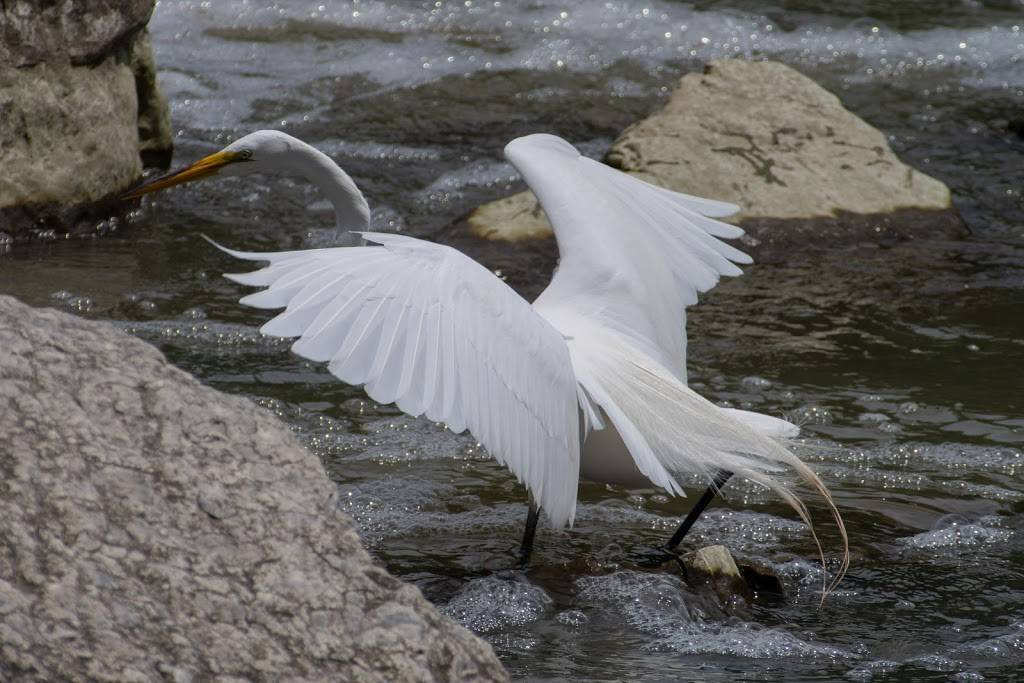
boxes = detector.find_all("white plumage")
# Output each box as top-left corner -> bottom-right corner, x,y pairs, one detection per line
126,129 -> 847,594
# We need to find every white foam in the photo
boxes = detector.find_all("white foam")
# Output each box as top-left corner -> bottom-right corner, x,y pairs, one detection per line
151,0 -> 1024,132
897,515 -> 1013,551
443,575 -> 553,633
576,570 -> 848,659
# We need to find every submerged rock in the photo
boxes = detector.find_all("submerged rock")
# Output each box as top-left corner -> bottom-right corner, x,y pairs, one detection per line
0,2 -> 172,238
0,296 -> 508,682
468,59 -> 965,252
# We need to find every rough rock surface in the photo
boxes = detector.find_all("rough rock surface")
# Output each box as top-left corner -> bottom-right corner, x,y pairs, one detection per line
0,2 -> 172,236
0,296 -> 509,683
0,59 -> 140,208
0,0 -> 154,67
468,59 -> 965,251
683,545 -> 748,603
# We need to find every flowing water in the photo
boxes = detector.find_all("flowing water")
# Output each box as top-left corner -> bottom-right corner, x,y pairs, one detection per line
3,1 -> 1024,680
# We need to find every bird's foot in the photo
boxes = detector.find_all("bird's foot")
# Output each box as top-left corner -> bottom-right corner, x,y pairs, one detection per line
631,545 -> 683,570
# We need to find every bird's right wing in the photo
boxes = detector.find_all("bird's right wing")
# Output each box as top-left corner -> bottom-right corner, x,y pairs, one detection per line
209,233 -> 581,527
504,133 -> 751,382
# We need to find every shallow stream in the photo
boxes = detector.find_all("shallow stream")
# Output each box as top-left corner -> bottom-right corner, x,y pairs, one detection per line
3,1 -> 1024,680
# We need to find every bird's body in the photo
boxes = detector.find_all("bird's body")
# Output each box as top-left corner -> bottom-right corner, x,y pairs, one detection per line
125,129 -> 848,594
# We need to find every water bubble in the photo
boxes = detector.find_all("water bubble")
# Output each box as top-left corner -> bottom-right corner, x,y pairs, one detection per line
555,609 -> 589,627
898,402 -> 920,414
741,376 -> 773,389
443,575 -> 552,633
789,404 -> 833,425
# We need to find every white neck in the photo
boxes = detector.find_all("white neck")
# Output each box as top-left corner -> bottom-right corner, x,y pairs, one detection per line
286,141 -> 370,236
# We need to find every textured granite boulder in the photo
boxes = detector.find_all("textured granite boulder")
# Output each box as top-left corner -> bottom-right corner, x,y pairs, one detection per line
468,59 -> 964,251
0,1 -> 172,236
0,296 -> 509,683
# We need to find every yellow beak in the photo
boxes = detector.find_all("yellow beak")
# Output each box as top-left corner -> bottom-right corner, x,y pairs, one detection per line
121,150 -> 245,200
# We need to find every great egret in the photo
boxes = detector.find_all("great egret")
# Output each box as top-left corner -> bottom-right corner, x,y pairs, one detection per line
125,130 -> 849,596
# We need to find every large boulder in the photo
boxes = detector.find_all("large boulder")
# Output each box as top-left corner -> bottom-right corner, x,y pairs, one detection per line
0,295 -> 509,683
468,59 -> 965,251
0,2 -> 172,238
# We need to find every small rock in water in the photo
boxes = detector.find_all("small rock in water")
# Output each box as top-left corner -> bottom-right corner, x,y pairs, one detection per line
683,545 -> 749,603
555,610 -> 589,628
737,561 -> 786,597
741,376 -> 773,389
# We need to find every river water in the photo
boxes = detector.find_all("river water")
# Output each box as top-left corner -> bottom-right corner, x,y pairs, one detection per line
3,1 -> 1024,680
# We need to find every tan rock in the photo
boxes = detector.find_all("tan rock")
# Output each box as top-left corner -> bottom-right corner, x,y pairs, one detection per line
0,2 -> 173,237
468,59 -> 962,246
683,545 -> 748,603
0,58 -> 140,209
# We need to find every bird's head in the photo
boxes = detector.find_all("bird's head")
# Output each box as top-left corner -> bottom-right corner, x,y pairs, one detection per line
121,130 -> 302,200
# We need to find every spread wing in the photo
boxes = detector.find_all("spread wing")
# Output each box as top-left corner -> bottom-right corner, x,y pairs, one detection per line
504,133 -> 751,382
210,232 -> 581,527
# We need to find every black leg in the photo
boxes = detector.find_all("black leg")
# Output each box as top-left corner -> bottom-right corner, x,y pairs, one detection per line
663,469 -> 733,552
518,502 -> 541,567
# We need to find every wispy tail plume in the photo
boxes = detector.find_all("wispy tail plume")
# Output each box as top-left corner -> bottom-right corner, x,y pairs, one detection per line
571,328 -> 849,602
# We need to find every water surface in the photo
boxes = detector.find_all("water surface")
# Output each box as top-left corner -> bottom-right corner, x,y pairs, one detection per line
2,1 -> 1023,680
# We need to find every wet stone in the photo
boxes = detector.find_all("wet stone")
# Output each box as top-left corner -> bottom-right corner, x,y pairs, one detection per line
683,545 -> 750,603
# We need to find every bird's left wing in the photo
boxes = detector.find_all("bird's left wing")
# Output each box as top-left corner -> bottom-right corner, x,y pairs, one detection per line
210,233 -> 581,527
504,133 -> 751,382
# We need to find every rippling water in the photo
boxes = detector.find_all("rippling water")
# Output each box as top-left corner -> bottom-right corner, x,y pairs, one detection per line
2,1 -> 1024,680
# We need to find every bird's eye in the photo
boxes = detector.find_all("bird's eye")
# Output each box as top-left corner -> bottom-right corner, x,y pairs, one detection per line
239,149 -> 253,160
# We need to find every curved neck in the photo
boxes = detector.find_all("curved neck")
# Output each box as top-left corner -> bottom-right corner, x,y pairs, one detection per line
286,141 -> 370,234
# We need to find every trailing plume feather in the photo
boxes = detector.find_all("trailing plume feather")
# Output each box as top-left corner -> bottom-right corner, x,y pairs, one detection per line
568,323 -> 849,602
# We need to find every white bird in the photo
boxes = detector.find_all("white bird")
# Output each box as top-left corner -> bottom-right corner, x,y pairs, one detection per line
125,130 -> 849,596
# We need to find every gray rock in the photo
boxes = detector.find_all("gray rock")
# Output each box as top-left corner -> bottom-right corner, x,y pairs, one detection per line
467,59 -> 965,251
0,0 -> 154,68
0,295 -> 509,683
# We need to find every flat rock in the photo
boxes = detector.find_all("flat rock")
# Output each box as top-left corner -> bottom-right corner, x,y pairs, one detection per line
467,59 -> 965,252
0,295 -> 509,683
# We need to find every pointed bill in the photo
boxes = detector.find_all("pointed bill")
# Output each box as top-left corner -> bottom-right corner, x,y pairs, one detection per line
121,150 -> 246,200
